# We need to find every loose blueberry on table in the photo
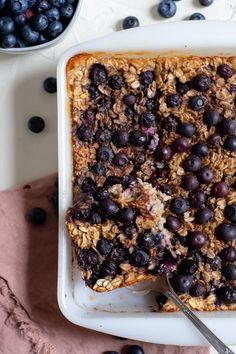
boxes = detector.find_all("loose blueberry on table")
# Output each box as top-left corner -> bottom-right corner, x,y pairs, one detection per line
0,0 -> 77,47
66,54 -> 236,311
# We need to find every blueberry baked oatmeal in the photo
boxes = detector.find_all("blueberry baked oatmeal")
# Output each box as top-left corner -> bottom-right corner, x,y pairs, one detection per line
66,53 -> 236,311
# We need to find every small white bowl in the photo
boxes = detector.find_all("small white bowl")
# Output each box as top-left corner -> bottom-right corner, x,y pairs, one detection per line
0,0 -> 83,54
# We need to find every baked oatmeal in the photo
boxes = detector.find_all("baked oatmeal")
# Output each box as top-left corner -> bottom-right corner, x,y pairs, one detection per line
65,53 -> 236,311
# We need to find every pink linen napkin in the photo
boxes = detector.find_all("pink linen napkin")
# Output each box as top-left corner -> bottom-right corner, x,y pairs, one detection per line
0,174 -> 209,354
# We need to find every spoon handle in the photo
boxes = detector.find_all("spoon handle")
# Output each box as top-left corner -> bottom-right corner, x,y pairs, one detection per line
164,288 -> 235,354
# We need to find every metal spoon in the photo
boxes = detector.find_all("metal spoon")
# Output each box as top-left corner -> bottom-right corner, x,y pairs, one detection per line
136,274 -> 235,354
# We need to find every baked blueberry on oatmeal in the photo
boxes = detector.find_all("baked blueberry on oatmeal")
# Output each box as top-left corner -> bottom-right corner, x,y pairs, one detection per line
66,54 -> 236,312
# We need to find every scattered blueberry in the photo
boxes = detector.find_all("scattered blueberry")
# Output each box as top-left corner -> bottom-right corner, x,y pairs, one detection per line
208,133 -> 221,147
218,286 -> 236,304
222,264 -> 236,281
155,143 -> 172,161
161,114 -> 179,131
81,177 -> 97,193
173,275 -> 193,293
45,8 -> 60,22
189,189 -> 206,208
9,0 -> 28,15
189,95 -> 205,111
188,231 -> 207,249
118,208 -> 135,224
165,215 -> 180,232
217,64 -> 233,79
100,198 -> 119,217
189,13 -> 206,20
212,181 -> 229,198
139,111 -> 156,127
43,77 -> 57,93
166,94 -> 182,108
219,118 -> 236,135
191,74 -> 211,92
216,222 -> 236,241
130,131 -> 147,147
220,247 -> 236,262
158,0 -> 176,18
95,128 -> 111,145
195,207 -> 212,224
198,167 -> 213,184
77,124 -> 93,141
137,232 -> 159,248
225,204 -> 236,223
96,238 -> 112,256
192,142 -> 209,157
60,3 -> 74,18
140,70 -> 154,86
14,14 -> 26,26
127,345 -> 144,354
89,63 -> 108,86
176,79 -> 191,95
20,24 -> 39,43
27,207 -> 47,225
183,155 -> 201,172
199,0 -> 213,5
1,33 -> 16,47
190,281 -> 206,297
0,17 -> 15,35
173,137 -> 189,153
108,75 -> 124,90
181,174 -> 199,191
92,162 -> 106,176
131,249 -> 149,267
122,16 -> 140,30
179,259 -> 198,275
224,136 -> 236,152
177,122 -> 195,138
203,109 -> 220,126
113,151 -> 128,167
27,116 -> 45,133
123,94 -> 136,106
112,129 -> 129,147
170,197 -> 189,215
96,146 -> 114,162
32,14 -> 48,32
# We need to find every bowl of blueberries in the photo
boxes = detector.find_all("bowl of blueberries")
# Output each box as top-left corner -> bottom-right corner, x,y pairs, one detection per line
0,0 -> 82,52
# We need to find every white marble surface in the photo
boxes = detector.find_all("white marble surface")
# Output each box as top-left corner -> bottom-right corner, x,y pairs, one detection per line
1,0 -> 236,190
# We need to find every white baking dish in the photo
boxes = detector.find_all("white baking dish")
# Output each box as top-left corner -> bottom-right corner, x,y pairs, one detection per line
57,21 -> 236,346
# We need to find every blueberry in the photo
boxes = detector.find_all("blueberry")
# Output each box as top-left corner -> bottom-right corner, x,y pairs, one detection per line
179,259 -> 198,275
210,256 -> 221,271
112,129 -> 129,147
77,124 -> 93,141
190,281 -> 206,297
60,3 -> 73,18
103,351 -> 118,354
191,74 -> 211,92
123,94 -> 136,106
1,34 -> 16,48
224,136 -> 236,152
177,122 -> 195,138
165,215 -> 180,232
28,0 -> 36,7
166,94 -> 182,108
161,114 -> 179,131
189,189 -> 206,208
43,77 -> 57,93
222,264 -> 236,280
217,64 -> 233,79
9,0 -> 28,15
90,211 -> 102,224
35,0 -> 50,12
199,0 -> 213,5
181,174 -> 199,191
104,176 -> 121,187
218,286 -> 236,304
176,79 -> 191,95
122,16 -> 140,30
77,249 -> 99,270
81,177 -> 97,193
0,0 -> 6,9
192,142 -> 209,157
160,184 -> 172,195
38,33 -> 48,43
188,231 -> 207,249
0,17 -> 15,35
189,95 -> 205,111
20,25 -> 39,43
101,262 -> 117,278
145,98 -> 156,111
45,8 -> 60,22
220,118 -> 236,135
27,207 -> 47,225
189,13 -> 206,20
118,208 -> 135,224
137,232 -> 159,248
49,0 -> 64,7
127,345 -> 144,354
94,187 -> 109,201
155,143 -> 172,161
131,249 -> 149,267
129,131 -> 147,147
89,63 -> 107,86
220,247 -> 236,262
140,70 -> 154,86
216,222 -> 236,241
212,181 -> 229,197
208,134 -> 221,147
195,207 -> 212,224
170,197 -> 189,215
100,198 -> 119,217
173,275 -> 193,293
198,167 -> 213,184
110,247 -> 125,264
139,111 -> 156,127
158,0 -> 176,18
96,238 -> 112,255
173,137 -> 189,153
122,175 -> 137,188
96,146 -> 113,162
203,109 -> 220,126
27,116 -> 45,133
92,162 -> 106,176
47,20 -> 63,38
113,151 -> 128,167
125,106 -> 134,118
108,75 -> 124,90
95,130 -> 111,146
87,84 -> 100,100
14,14 -> 26,26
225,204 -> 236,223
15,36 -> 28,47
183,155 -> 201,172
32,14 -> 48,32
